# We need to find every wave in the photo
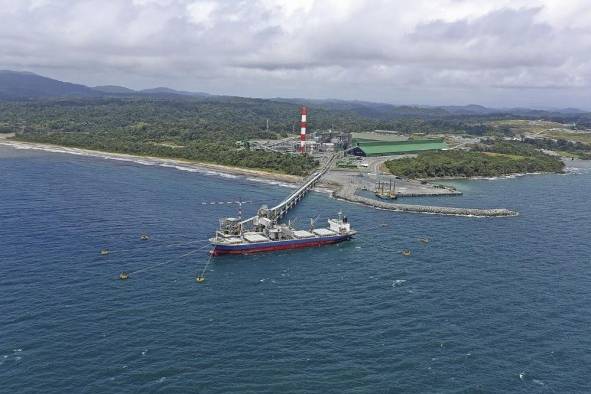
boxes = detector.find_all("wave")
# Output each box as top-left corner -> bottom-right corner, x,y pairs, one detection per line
392,279 -> 407,287
564,166 -> 591,175
245,177 -> 295,189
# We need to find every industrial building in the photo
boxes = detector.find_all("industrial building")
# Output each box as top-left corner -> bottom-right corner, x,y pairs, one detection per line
347,139 -> 448,157
350,131 -> 407,143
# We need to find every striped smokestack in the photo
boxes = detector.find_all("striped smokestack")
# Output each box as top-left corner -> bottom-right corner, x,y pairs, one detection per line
300,106 -> 307,153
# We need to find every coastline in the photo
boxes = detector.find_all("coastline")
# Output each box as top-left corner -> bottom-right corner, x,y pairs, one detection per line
0,136 -> 522,217
0,137 -> 303,186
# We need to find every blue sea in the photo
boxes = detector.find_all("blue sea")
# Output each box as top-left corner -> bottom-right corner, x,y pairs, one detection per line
2,145 -> 591,393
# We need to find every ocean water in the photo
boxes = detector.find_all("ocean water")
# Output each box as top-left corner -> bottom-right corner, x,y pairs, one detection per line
1,145 -> 591,393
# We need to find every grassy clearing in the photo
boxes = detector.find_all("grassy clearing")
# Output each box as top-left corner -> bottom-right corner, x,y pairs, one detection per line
487,119 -> 574,136
544,131 -> 591,144
481,152 -> 524,159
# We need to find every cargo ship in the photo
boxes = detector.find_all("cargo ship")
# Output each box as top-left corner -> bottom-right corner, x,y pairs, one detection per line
210,210 -> 356,256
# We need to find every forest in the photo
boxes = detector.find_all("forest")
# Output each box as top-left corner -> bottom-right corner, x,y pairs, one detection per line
5,96 -> 586,140
384,141 -> 565,178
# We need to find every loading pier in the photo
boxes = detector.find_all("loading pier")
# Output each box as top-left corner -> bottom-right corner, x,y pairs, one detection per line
238,154 -> 338,226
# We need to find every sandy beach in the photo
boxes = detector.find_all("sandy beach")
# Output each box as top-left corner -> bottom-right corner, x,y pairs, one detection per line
0,136 -> 303,186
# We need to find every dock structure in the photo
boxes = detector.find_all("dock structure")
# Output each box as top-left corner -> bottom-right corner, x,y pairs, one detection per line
239,154 -> 338,226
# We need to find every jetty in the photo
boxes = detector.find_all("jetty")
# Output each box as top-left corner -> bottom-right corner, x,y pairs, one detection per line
333,183 -> 517,217
238,154 -> 338,226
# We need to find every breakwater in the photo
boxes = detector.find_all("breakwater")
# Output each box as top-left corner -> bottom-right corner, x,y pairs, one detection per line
333,184 -> 517,217
397,191 -> 463,198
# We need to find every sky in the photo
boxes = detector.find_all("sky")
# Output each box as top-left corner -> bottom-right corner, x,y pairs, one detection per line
1,0 -> 590,108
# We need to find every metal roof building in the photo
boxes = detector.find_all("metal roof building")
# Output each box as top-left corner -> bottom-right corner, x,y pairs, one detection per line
348,139 -> 448,157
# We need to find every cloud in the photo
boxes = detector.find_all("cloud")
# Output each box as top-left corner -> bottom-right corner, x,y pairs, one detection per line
0,0 -> 590,107
186,1 -> 217,28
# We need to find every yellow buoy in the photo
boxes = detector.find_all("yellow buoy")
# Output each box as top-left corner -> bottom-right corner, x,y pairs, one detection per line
100,249 -> 110,256
402,249 -> 412,256
196,276 -> 205,283
119,272 -> 129,280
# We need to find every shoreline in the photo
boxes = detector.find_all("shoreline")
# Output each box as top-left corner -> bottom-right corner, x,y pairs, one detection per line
0,137 -> 521,217
0,138 -> 303,186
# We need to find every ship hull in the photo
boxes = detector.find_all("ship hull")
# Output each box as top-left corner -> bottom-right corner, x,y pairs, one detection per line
210,234 -> 354,256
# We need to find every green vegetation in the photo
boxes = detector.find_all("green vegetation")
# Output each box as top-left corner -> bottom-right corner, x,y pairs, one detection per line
335,158 -> 358,168
487,119 -> 567,136
2,98 -> 327,175
15,131 -> 318,176
1,96 -> 561,141
385,141 -> 565,178
543,131 -> 591,145
521,137 -> 591,159
486,119 -> 591,142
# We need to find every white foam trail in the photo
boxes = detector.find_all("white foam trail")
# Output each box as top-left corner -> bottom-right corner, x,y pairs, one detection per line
392,279 -> 407,287
246,177 -> 296,189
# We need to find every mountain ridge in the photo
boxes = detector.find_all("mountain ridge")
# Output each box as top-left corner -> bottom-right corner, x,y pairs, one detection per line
0,70 -> 588,116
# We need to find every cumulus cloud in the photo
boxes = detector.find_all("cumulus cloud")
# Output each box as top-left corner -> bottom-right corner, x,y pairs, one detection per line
0,0 -> 590,107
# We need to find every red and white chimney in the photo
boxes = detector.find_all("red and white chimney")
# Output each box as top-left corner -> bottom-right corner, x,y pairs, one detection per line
300,106 -> 307,153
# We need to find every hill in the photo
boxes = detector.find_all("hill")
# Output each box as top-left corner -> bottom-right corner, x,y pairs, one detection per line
1,70 -> 589,123
0,70 -> 98,99
93,85 -> 136,94
139,87 -> 210,97
0,70 -> 212,99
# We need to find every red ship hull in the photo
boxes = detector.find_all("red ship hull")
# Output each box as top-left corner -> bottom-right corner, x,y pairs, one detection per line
210,234 -> 353,256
